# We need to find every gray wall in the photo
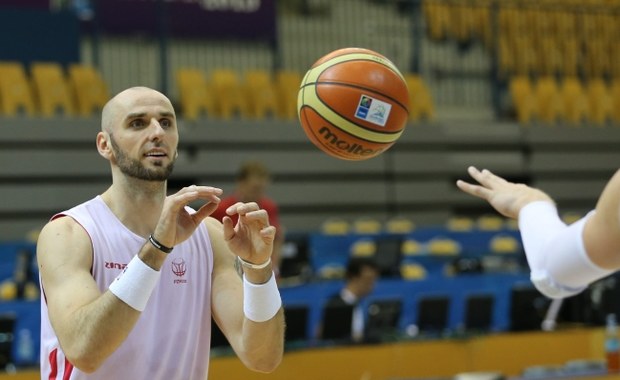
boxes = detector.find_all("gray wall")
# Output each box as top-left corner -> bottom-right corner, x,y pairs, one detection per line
1,116 -> 618,240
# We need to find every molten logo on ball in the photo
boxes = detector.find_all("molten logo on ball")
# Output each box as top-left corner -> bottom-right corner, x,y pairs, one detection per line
318,126 -> 383,157
297,47 -> 409,161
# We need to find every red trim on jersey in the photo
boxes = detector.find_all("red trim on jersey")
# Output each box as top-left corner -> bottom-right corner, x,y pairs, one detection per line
48,348 -> 58,380
63,358 -> 74,380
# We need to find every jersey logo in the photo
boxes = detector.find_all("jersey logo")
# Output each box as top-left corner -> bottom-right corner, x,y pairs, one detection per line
104,261 -> 127,270
172,258 -> 187,284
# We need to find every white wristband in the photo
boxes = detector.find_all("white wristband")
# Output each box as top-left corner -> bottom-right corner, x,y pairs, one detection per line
109,255 -> 161,311
519,201 -> 565,274
243,273 -> 282,322
519,202 -> 612,299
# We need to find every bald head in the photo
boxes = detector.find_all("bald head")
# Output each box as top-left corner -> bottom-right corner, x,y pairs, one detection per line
101,86 -> 174,133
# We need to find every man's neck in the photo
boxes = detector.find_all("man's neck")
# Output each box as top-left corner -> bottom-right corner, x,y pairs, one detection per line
101,177 -> 167,238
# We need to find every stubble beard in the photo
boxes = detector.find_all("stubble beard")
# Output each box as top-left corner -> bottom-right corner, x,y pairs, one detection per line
109,134 -> 175,181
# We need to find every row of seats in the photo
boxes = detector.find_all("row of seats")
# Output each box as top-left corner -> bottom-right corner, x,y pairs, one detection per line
0,60 -> 436,122
499,35 -> 620,77
0,61 -> 109,117
424,1 -> 620,77
176,68 -> 301,121
320,214 -> 521,236
311,231 -> 524,279
509,75 -> 620,125
176,68 -> 436,122
424,0 -> 620,45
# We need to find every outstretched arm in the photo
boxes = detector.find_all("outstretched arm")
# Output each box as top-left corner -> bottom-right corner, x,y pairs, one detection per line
457,166 -> 620,298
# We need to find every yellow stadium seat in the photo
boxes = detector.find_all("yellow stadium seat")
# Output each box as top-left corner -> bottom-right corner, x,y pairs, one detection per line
243,69 -> 279,120
274,70 -> 302,120
423,2 -> 451,41
476,214 -> 504,231
489,234 -> 520,254
551,10 -> 577,38
350,238 -> 377,257
352,217 -> 382,235
559,76 -> 588,125
401,239 -> 423,256
497,36 -> 515,76
210,68 -> 247,119
320,218 -> 350,235
31,62 -> 75,117
404,74 -> 434,122
0,61 -> 36,116
536,37 -> 563,76
471,2 -> 492,47
175,68 -> 215,121
509,75 -> 536,124
586,78 -> 612,125
534,76 -> 562,124
385,216 -> 415,234
446,216 -> 474,232
400,262 -> 427,281
68,64 -> 110,116
583,39 -> 611,78
449,3 -> 476,43
428,237 -> 461,256
498,7 -> 521,37
512,36 -> 537,75
560,38 -> 580,76
317,264 -> 345,280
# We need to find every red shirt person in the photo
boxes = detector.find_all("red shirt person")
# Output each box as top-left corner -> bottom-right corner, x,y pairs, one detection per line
212,161 -> 284,272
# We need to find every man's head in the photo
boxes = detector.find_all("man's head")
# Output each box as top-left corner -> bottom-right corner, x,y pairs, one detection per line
236,161 -> 272,202
344,257 -> 379,299
97,87 -> 178,182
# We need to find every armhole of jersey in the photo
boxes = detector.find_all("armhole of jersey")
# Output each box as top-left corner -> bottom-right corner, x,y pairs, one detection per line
41,214 -> 96,304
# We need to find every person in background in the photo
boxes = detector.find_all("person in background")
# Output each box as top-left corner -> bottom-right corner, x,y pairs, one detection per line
212,160 -> 285,277
320,257 -> 380,343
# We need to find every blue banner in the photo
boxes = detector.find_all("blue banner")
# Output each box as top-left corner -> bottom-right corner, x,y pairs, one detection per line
94,0 -> 276,40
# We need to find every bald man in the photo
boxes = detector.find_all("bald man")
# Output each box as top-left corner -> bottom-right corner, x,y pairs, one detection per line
37,87 -> 284,379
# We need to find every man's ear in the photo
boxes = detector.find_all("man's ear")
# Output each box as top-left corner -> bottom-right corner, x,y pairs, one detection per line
96,131 -> 113,160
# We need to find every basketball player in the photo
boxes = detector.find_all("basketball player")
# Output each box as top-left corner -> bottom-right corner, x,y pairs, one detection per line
457,166 -> 620,299
37,87 -> 284,379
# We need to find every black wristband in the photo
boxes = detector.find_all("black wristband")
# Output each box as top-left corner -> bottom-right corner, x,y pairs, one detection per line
148,234 -> 173,254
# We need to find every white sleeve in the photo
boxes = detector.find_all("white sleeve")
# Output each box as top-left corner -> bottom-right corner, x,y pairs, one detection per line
518,201 -> 613,299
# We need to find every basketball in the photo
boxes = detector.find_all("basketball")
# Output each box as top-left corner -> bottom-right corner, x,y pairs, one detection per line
297,47 -> 409,161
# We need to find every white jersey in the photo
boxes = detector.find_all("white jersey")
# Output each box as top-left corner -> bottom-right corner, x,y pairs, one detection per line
40,196 -> 214,380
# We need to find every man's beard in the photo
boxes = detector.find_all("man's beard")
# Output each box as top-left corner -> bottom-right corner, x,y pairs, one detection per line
109,135 -> 175,181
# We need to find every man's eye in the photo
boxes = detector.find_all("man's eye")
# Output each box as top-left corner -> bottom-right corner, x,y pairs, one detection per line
130,120 -> 145,128
160,119 -> 172,128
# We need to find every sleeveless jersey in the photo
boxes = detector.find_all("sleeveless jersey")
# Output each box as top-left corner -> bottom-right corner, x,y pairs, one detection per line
40,196 -> 214,380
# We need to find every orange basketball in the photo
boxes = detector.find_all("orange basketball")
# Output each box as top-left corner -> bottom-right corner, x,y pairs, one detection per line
297,47 -> 409,161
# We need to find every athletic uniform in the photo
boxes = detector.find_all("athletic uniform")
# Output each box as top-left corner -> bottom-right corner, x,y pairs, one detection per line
40,196 -> 214,380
